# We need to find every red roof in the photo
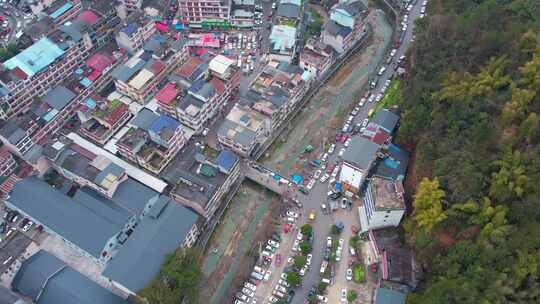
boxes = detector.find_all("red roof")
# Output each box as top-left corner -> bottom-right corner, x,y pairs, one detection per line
151,60 -> 165,74
12,67 -> 28,80
155,83 -> 179,105
155,22 -> 170,32
70,143 -> 97,160
86,53 -> 114,72
209,77 -> 225,96
78,10 -> 100,26
0,147 -> 12,162
87,70 -> 101,81
176,57 -> 204,78
372,129 -> 390,145
104,103 -> 129,125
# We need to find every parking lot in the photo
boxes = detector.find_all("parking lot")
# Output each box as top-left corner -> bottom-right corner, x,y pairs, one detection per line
0,0 -> 33,45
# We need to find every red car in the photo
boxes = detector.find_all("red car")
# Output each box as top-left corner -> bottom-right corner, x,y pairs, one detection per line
275,253 -> 282,266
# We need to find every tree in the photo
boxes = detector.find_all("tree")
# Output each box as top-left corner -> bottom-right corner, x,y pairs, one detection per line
294,255 -> 307,269
331,224 -> 342,235
138,247 -> 203,304
412,178 -> 447,233
519,112 -> 539,143
317,282 -> 328,294
489,149 -> 531,202
349,235 -> 360,248
301,224 -> 313,237
299,241 -> 313,254
347,290 -> 358,303
286,271 -> 301,287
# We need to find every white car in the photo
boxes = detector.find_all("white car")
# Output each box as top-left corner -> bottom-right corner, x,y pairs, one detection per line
390,48 -> 397,57
375,93 -> 384,102
358,98 -> 366,107
342,123 -> 350,133
423,0 -> 428,5
245,282 -> 257,291
296,231 -> 303,241
287,257 -> 294,265
320,173 -> 330,183
339,238 -> 344,246
292,240 -> 299,251
242,287 -> 255,298
313,170 -> 322,179
344,138 -> 352,148
420,13 -> 425,18
287,211 -> 299,218
326,236 -> 332,248
275,285 -> 287,293
407,4 -> 413,11
338,148 -> 346,157
234,299 -> 245,304
306,254 -> 313,266
299,266 -> 307,276
328,143 -> 336,154
278,279 -> 290,288
420,6 -> 426,14
286,217 -> 296,223
341,198 -> 348,209
346,268 -> 353,281
321,153 -> 329,162
331,166 -> 339,178
317,295 -> 329,303
362,118 -> 369,127
336,249 -> 342,261
306,179 -> 316,190
340,288 -> 347,302
280,273 -> 288,280
268,240 -> 280,248
264,270 -> 272,281
350,247 -> 356,256
368,95 -> 376,103
22,222 -> 33,232
237,293 -> 248,302
268,296 -> 279,303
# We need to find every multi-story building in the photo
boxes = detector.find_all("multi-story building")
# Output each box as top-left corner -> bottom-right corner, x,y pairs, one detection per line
0,147 -> 17,178
44,0 -> 83,26
78,98 -> 132,145
0,46 -> 122,156
217,103 -> 271,157
116,109 -> 187,174
178,0 -> 231,25
115,14 -> 156,54
300,38 -> 334,76
322,0 -> 367,53
170,55 -> 239,132
359,177 -> 406,232
103,195 -> 200,297
268,25 -> 297,63
111,35 -> 188,104
163,144 -> 240,220
42,136 -> 129,198
118,0 -> 143,12
0,16 -> 98,119
339,136 -> 381,195
244,63 -> 309,131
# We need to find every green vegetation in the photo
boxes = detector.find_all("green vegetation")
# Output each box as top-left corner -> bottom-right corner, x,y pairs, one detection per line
307,9 -> 323,37
349,235 -> 360,248
0,43 -> 20,62
286,271 -> 301,287
294,255 -> 307,269
347,290 -> 358,303
396,0 -> 540,303
317,282 -> 328,294
331,224 -> 342,235
137,248 -> 202,304
280,19 -> 297,27
374,80 -> 403,112
301,224 -> 313,237
352,263 -> 365,283
299,241 -> 313,254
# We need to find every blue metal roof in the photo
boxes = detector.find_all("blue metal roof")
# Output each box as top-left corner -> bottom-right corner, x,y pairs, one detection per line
120,23 -> 138,36
4,38 -> 64,77
49,2 -> 73,19
215,150 -> 239,173
148,114 -> 181,134
375,288 -> 406,304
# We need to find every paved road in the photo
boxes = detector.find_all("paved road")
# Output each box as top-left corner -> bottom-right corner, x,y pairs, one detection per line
290,1 -> 425,303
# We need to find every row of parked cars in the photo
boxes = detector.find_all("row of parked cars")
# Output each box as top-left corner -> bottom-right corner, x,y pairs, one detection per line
237,234 -> 284,304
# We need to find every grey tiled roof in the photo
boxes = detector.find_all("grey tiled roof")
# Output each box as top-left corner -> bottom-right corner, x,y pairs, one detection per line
342,137 -> 380,169
42,86 -> 76,111
103,196 -> 198,293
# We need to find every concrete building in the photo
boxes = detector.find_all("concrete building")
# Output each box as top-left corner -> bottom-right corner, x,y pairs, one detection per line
103,195 -> 199,296
116,109 -> 187,174
6,177 -> 138,265
78,98 -> 132,145
171,55 -> 239,133
300,38 -> 334,76
359,177 -> 406,232
322,0 -> 367,53
162,144 -> 240,219
0,147 -> 17,178
244,63 -> 310,132
217,103 -> 271,157
268,25 -> 297,63
111,35 -> 188,104
42,136 -> 129,198
115,15 -> 156,54
12,250 -> 128,304
178,0 -> 231,25
118,0 -> 143,12
0,47 -> 122,156
339,136 -> 381,194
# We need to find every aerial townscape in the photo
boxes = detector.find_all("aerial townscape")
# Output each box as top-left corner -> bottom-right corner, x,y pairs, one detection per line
0,0 -> 538,303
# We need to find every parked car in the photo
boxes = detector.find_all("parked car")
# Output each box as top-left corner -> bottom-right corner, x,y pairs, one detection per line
338,148 -> 346,158
327,143 -> 336,154
313,170 -> 322,179
326,236 -> 332,248
340,288 -> 347,302
306,179 -> 316,190
346,268 -> 353,281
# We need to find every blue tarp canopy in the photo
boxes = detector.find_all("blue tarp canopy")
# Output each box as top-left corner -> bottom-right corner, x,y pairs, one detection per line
335,183 -> 342,190
292,175 -> 303,185
272,174 -> 281,181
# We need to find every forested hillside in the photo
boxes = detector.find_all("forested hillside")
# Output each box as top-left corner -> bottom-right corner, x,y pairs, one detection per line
396,1 -> 540,303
